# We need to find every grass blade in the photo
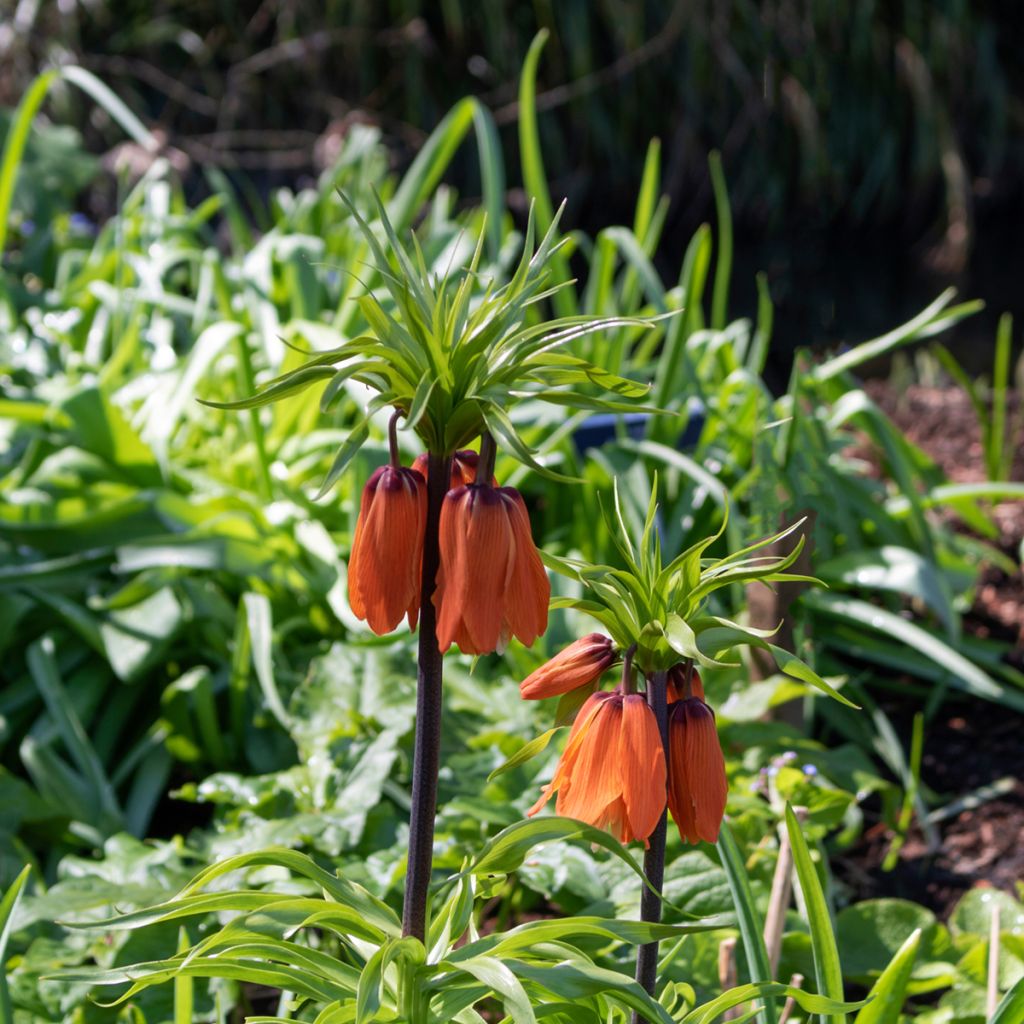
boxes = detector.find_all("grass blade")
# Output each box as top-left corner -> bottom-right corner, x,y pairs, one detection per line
708,151 -> 733,331
718,821 -> 778,1024
785,804 -> 846,1024
852,928 -> 920,1024
0,865 -> 32,1024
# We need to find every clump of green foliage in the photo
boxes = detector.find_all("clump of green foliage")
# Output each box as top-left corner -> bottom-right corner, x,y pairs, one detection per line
2,51 -> 1024,1024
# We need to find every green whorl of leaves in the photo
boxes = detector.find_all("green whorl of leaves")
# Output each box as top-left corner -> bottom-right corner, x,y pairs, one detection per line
204,194 -> 662,494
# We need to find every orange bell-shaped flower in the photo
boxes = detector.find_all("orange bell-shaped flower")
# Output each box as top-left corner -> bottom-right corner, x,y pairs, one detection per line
434,483 -> 549,654
666,697 -> 727,845
519,633 -> 616,700
347,464 -> 427,634
666,664 -> 704,703
413,449 -> 495,489
528,690 -> 666,846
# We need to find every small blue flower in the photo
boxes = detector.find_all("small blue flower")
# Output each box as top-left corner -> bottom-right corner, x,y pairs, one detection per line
69,213 -> 95,234
20,219 -> 35,236
803,764 -> 818,776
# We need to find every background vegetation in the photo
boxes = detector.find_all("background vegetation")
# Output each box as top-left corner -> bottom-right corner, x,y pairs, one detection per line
1,4 -> 1023,1023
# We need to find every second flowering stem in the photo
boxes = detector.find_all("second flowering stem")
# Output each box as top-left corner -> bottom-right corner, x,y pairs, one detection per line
402,450 -> 452,941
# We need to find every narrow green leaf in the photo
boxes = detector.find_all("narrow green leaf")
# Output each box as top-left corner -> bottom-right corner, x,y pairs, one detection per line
684,983 -> 864,1024
786,804 -> 846,1024
314,418 -> 372,500
708,151 -> 733,331
990,977 -> 1024,1024
804,591 -> 1024,711
718,821 -> 777,1024
852,927 -> 920,1024
242,593 -> 292,731
487,729 -> 561,782
0,865 -> 32,1024
174,927 -> 193,1024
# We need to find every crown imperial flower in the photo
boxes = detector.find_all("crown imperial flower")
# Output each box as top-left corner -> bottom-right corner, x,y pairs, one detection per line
666,697 -> 728,845
347,464 -> 427,635
519,633 -> 616,700
413,449 -> 494,489
434,482 -> 549,655
528,690 -> 666,846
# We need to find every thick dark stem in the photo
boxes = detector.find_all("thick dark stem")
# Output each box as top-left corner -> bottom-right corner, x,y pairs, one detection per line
402,451 -> 451,941
633,667 -> 671,1022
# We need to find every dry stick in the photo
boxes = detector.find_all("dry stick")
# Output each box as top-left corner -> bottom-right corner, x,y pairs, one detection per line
718,937 -> 740,1021
763,807 -> 798,976
777,973 -> 804,1024
402,450 -> 452,941
987,903 -> 1001,1018
632,666 -> 672,1024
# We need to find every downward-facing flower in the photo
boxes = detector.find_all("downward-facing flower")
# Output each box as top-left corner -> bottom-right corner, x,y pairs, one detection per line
434,482 -> 549,654
347,416 -> 427,635
528,690 -> 666,846
519,633 -> 616,700
666,697 -> 728,845
666,664 -> 704,703
413,449 -> 494,489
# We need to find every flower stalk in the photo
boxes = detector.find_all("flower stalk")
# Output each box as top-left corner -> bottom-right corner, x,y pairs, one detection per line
633,664 -> 672,1020
402,450 -> 452,941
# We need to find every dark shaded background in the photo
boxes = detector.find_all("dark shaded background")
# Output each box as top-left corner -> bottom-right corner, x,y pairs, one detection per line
5,0 -> 1024,370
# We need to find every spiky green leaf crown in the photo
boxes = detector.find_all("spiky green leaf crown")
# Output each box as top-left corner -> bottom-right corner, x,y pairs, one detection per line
544,479 -> 856,707
204,193 -> 662,493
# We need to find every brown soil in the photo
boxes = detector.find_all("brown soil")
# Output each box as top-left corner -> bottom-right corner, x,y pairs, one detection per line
836,382 -> 1024,918
865,381 -> 1024,650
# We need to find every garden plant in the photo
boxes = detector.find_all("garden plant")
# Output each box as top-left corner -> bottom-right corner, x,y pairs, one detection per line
2,28 -> 1024,1024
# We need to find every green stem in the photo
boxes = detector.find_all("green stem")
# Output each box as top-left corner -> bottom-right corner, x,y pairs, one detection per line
633,667 -> 670,1022
477,430 -> 497,484
234,334 -> 273,502
402,451 -> 451,940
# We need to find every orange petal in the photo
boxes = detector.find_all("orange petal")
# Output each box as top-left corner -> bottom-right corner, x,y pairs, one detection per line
519,633 -> 615,700
347,474 -> 376,621
528,692 -> 611,817
458,488 -> 513,653
435,487 -> 469,651
666,701 -> 698,844
451,449 -> 497,487
666,665 -> 704,703
557,695 -> 623,824
598,795 -> 631,844
355,467 -> 426,634
501,488 -> 549,647
620,694 -> 667,845
683,699 -> 727,843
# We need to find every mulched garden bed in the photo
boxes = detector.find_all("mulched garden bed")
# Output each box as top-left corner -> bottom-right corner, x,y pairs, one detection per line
836,381 -> 1023,918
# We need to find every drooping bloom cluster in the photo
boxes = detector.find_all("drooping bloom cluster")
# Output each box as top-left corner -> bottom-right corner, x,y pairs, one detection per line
522,646 -> 727,847
347,439 -> 549,655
